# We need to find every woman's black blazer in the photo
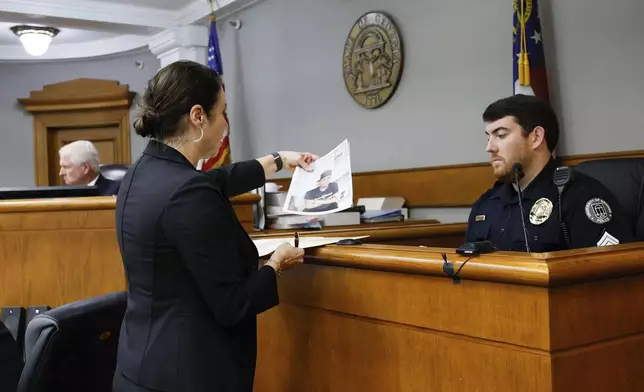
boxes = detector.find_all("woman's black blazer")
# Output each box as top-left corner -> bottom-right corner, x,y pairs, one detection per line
113,140 -> 278,392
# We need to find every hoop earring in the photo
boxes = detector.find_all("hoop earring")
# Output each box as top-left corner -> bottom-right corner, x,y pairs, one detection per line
193,127 -> 204,143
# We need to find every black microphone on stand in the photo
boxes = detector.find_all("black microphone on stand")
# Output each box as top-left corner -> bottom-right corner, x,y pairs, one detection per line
512,163 -> 531,252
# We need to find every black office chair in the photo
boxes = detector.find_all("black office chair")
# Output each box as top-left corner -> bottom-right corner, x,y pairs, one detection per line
99,164 -> 129,182
0,320 -> 23,392
18,292 -> 127,392
574,157 -> 644,240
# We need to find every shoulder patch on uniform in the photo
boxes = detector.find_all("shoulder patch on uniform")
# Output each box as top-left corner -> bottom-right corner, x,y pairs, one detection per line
529,198 -> 553,225
585,198 -> 613,224
597,231 -> 619,246
475,215 -> 486,222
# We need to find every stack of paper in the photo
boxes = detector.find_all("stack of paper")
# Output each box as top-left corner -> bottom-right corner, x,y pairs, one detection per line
360,209 -> 405,223
252,236 -> 368,257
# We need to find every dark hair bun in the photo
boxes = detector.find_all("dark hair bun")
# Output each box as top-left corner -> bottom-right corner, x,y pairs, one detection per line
133,104 -> 159,138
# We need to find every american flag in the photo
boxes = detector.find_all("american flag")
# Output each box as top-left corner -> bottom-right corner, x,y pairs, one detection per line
201,15 -> 231,172
513,0 -> 549,100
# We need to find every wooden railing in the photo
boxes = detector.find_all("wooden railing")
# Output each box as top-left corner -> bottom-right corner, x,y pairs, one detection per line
272,149 -> 644,207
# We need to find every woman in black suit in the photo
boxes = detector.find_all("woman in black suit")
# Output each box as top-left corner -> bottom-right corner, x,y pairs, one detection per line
112,60 -> 317,392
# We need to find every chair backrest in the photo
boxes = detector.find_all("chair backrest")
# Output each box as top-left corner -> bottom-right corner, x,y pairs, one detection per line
0,306 -> 25,355
0,320 -> 23,392
574,157 -> 644,240
18,292 -> 126,392
99,164 -> 129,182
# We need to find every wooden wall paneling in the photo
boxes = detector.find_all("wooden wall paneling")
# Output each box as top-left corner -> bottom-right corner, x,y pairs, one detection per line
256,303 -> 553,392
0,193 -> 262,307
0,206 -> 123,307
17,79 -> 136,186
551,334 -> 644,391
273,262 -> 551,349
271,149 -> 644,208
33,117 -> 50,186
254,243 -> 644,392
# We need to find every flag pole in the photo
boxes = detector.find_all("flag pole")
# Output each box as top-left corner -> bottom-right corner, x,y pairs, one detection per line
201,0 -> 233,171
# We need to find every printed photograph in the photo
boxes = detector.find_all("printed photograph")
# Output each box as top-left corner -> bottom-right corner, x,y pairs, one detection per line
282,140 -> 353,216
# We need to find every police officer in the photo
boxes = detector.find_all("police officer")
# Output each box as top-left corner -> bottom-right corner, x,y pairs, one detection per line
465,94 -> 634,252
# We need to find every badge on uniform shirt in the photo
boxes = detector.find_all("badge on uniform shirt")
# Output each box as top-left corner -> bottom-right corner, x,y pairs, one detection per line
529,198 -> 553,225
585,198 -> 612,224
475,215 -> 486,222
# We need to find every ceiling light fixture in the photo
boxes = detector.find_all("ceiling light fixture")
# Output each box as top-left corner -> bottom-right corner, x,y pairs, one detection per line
10,25 -> 60,56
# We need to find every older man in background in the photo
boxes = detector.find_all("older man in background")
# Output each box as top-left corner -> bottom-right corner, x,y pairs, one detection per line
58,140 -> 119,196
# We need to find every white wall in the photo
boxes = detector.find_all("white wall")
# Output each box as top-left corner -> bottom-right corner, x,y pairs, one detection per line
542,0 -> 644,154
214,0 -> 644,222
218,0 -> 510,168
0,49 -> 160,187
217,0 -> 644,168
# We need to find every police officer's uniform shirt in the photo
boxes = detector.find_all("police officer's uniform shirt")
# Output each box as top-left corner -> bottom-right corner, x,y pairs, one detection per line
465,159 -> 635,252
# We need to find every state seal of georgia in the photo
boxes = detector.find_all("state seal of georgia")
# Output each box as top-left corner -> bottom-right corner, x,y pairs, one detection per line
342,12 -> 404,109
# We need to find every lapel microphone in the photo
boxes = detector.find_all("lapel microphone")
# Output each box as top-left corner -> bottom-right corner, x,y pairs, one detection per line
512,163 -> 531,252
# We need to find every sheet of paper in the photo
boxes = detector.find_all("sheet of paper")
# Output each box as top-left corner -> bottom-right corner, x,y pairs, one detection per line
282,139 -> 353,216
253,236 -> 368,257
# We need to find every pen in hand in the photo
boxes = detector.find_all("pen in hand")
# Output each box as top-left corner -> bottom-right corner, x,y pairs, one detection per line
294,232 -> 299,248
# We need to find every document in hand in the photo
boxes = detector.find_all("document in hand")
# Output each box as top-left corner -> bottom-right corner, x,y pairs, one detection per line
253,236 -> 368,257
282,139 -> 353,216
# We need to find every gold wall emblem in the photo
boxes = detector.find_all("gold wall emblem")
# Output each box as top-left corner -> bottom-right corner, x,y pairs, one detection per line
342,12 -> 404,109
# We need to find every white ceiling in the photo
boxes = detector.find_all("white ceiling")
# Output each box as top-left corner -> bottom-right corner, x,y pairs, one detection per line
0,22 -> 121,44
0,0 -> 251,61
91,0 -> 196,11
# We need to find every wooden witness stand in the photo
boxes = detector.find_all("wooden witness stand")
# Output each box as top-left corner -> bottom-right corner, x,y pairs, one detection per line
0,196 -> 643,391
254,243 -> 644,392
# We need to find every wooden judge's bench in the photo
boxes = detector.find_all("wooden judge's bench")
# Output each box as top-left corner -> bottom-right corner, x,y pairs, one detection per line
0,195 -> 463,307
0,195 -> 259,307
1,196 -> 644,391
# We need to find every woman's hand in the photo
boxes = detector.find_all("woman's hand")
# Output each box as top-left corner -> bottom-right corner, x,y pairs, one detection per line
278,151 -> 318,173
265,243 -> 304,274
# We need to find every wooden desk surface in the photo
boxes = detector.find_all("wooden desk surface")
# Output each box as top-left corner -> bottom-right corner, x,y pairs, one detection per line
253,219 -> 466,247
0,193 -> 260,212
257,219 -> 439,234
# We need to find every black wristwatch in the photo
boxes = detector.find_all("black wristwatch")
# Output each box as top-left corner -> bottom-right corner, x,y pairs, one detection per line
270,152 -> 283,171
